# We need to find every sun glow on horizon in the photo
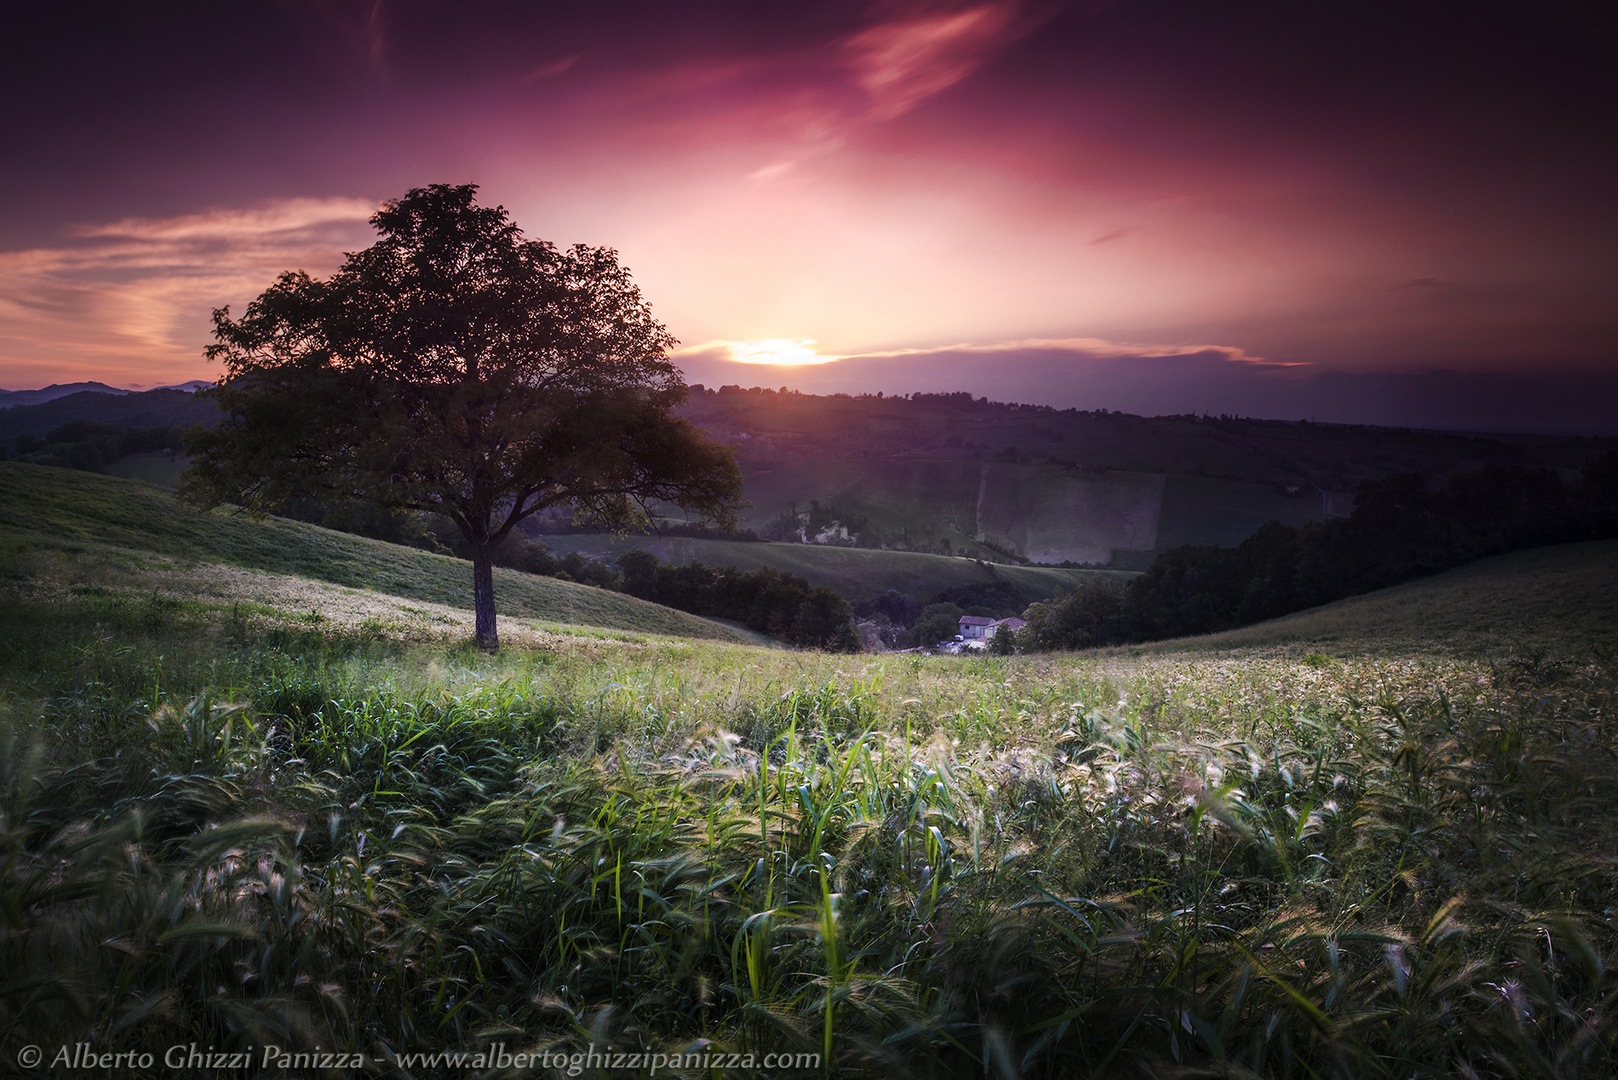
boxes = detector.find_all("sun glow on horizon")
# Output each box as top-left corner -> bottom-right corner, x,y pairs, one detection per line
703,338 -> 842,366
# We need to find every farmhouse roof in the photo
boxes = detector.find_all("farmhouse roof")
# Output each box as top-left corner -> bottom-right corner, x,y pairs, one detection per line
959,615 -> 997,627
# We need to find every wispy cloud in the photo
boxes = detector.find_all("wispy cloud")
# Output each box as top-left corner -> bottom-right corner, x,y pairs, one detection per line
282,0 -> 393,86
74,197 -> 377,242
620,2 -> 1052,185
842,3 -> 1021,120
0,197 -> 376,387
522,54 -> 581,82
846,336 -> 1298,366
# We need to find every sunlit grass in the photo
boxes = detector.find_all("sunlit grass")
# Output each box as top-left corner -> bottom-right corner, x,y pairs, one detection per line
0,461 -> 752,643
4,461 -> 1618,1076
3,567 -> 1616,1076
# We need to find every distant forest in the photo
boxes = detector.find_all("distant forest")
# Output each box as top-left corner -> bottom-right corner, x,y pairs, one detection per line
614,550 -> 858,651
9,419 -> 188,472
1012,455 -> 1618,651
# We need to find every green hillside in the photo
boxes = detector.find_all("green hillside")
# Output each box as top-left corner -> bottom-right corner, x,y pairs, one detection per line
16,385 -> 1615,573
670,388 -> 1614,568
103,449 -> 190,488
0,462 -> 752,644
1127,538 -> 1618,656
535,532 -> 1130,602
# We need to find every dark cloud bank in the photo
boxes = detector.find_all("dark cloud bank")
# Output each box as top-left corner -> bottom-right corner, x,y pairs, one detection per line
677,347 -> 1618,436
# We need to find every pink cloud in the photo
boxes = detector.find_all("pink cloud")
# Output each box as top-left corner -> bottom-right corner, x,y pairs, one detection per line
523,54 -> 580,82
674,334 -> 1289,370
0,198 -> 377,387
843,336 -> 1296,366
842,3 -> 1019,120
74,197 -> 377,242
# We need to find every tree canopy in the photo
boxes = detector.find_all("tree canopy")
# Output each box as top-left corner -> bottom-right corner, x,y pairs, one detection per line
615,549 -> 859,651
184,184 -> 742,649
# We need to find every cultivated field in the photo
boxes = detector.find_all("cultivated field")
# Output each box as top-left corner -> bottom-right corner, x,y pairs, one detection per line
2,463 -> 1616,1077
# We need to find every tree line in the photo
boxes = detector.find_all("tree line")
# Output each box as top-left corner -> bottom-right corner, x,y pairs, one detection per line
8,420 -> 185,471
1013,455 -> 1618,651
615,549 -> 858,651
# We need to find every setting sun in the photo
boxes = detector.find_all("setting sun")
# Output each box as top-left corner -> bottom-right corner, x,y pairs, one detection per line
710,339 -> 839,366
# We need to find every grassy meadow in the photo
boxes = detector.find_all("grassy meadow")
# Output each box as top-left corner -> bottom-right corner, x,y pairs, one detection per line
0,462 -> 754,645
1122,539 -> 1618,657
2,462 -> 1617,1077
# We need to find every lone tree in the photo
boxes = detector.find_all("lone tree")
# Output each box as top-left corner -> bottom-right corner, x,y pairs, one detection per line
184,184 -> 743,650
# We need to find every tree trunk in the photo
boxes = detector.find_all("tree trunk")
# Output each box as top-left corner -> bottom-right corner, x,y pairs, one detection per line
472,544 -> 499,651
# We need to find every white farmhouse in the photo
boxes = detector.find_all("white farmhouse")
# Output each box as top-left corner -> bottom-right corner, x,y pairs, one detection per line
958,615 -> 997,640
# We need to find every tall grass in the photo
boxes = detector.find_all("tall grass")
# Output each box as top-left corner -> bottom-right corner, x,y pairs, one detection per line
2,584 -> 1617,1076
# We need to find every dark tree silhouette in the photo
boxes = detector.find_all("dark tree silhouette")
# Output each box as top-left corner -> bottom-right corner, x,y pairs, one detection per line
184,184 -> 742,650
615,549 -> 858,651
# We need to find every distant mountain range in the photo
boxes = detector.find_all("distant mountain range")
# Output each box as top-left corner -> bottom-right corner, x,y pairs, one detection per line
0,380 -> 210,408
0,387 -> 218,447
0,382 -> 130,407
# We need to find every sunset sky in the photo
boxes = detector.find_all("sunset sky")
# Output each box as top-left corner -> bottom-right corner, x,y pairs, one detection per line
3,0 -> 1615,431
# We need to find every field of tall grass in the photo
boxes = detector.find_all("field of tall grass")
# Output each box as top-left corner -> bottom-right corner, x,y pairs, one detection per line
4,536 -> 1616,1077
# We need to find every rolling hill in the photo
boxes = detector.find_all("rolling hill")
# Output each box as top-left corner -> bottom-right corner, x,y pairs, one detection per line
4,458 -> 1613,661
0,386 -> 216,447
0,381 -> 131,408
1122,538 -> 1618,656
0,462 -> 757,645
12,384 -> 1613,576
647,387 -> 1615,569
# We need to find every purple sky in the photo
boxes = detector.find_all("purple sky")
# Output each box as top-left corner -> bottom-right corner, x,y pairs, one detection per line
3,1 -> 1615,431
